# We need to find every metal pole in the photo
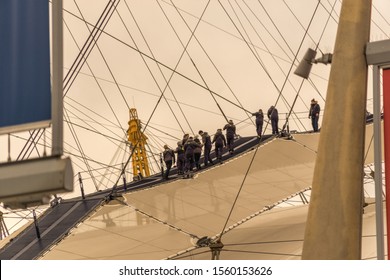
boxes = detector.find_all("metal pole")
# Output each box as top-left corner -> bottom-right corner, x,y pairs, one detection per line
382,68 -> 390,259
122,170 -> 127,191
160,153 -> 164,178
33,210 -> 41,239
51,0 -> 63,156
7,134 -> 11,162
302,0 -> 371,259
78,172 -> 85,200
373,65 -> 385,259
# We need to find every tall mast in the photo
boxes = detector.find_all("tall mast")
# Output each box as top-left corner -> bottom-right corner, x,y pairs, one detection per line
302,0 -> 372,259
127,108 -> 150,180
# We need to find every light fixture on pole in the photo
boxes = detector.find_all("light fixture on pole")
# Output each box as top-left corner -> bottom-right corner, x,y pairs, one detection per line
294,48 -> 333,79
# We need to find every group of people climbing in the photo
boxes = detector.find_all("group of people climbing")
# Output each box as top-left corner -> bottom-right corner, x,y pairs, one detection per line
162,100 -> 321,180
252,100 -> 321,138
162,119 -> 237,179
251,105 -> 279,138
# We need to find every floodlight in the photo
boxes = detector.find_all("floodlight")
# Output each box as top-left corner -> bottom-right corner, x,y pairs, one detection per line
294,48 -> 332,79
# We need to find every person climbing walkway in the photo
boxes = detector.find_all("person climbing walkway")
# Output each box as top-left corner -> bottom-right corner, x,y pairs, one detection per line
252,109 -> 264,138
174,141 -> 185,175
223,120 -> 236,154
199,130 -> 214,166
183,136 -> 201,177
212,128 -> 226,163
267,105 -> 279,135
308,98 -> 320,132
193,136 -> 203,170
162,144 -> 175,180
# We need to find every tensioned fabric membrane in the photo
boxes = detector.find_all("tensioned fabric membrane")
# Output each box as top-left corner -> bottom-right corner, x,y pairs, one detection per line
41,134 -> 318,260
36,124 -> 384,260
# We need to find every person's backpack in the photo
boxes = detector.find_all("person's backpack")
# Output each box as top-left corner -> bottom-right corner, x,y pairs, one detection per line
215,134 -> 223,146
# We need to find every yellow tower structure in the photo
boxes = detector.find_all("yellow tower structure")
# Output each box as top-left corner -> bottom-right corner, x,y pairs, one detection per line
127,108 -> 150,180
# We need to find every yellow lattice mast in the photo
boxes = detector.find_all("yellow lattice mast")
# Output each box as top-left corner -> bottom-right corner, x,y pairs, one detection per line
127,108 -> 150,180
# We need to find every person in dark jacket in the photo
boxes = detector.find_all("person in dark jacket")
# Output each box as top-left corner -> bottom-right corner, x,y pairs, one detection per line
267,105 -> 279,135
183,136 -> 201,175
212,128 -> 226,163
199,130 -> 213,166
223,120 -> 236,154
252,109 -> 264,138
162,144 -> 175,180
193,136 -> 203,170
174,141 -> 185,175
308,99 -> 320,132
181,133 -> 189,146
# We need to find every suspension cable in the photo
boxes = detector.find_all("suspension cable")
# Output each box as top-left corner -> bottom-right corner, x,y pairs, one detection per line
165,0 -> 228,123
118,1 -> 188,134
72,0 -> 130,113
110,0 -> 213,191
238,0 -> 307,131
63,0 -> 120,96
216,0 -> 323,243
169,0 -> 255,126
282,0 -> 337,132
63,7 -> 255,115
218,0 -> 299,132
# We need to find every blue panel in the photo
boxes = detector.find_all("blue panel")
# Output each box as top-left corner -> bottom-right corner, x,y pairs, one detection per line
0,0 -> 51,132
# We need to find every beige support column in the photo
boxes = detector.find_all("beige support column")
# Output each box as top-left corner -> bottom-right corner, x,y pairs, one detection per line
302,0 -> 371,259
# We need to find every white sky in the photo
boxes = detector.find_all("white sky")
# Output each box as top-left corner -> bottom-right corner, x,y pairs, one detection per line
1,0 -> 389,233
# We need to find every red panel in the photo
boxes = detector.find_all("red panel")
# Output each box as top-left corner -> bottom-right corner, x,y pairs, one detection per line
383,68 -> 390,259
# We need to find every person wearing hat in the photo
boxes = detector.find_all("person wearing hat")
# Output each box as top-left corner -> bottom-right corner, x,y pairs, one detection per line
252,109 -> 264,138
162,144 -> 175,180
223,120 -> 236,154
308,99 -> 320,132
